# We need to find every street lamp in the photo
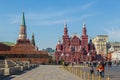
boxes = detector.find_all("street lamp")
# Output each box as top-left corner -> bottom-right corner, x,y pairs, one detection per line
61,52 -> 64,56
87,52 -> 90,63
61,52 -> 64,60
60,52 -> 64,65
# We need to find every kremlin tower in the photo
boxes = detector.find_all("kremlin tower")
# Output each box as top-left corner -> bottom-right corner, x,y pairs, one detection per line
13,12 -> 35,51
0,13 -> 49,64
19,12 -> 27,40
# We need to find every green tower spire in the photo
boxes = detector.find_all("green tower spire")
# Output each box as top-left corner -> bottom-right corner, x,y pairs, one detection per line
21,12 -> 26,26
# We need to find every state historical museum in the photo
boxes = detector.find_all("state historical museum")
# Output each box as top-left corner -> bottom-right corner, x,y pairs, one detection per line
0,13 -> 49,64
55,23 -> 97,64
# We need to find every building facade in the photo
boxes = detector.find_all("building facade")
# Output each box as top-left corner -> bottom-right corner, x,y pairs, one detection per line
55,23 -> 96,64
92,35 -> 108,59
111,51 -> 120,61
0,13 -> 49,64
109,42 -> 120,51
107,42 -> 120,61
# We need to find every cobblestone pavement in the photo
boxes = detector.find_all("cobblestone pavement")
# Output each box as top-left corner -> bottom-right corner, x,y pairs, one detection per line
2,65 -> 120,80
2,65 -> 82,80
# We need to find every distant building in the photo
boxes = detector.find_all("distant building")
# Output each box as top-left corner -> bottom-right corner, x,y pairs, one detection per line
111,51 -> 120,61
107,42 -> 120,61
0,13 -> 49,64
109,42 -> 120,51
42,48 -> 55,59
55,23 -> 96,63
43,48 -> 55,54
92,35 -> 108,58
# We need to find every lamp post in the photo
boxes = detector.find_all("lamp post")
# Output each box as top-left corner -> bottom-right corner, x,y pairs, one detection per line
106,42 -> 108,61
87,52 -> 90,64
60,52 -> 64,65
61,52 -> 64,59
117,53 -> 119,66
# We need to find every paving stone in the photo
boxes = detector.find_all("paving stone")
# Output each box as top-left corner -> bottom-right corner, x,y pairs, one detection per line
2,65 -> 82,80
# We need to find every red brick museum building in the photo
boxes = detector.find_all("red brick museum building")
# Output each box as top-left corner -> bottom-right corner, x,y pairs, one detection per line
55,23 -> 97,64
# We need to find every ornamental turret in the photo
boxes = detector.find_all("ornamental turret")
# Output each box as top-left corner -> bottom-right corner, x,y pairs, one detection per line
81,22 -> 88,52
19,12 -> 27,40
64,22 -> 68,36
82,22 -> 87,36
88,38 -> 95,50
62,22 -> 70,51
31,33 -> 36,46
56,39 -> 62,51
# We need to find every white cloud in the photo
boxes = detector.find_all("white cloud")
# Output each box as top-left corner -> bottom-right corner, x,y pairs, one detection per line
28,13 -> 93,26
81,14 -> 93,19
34,19 -> 65,26
26,1 -> 94,20
81,1 -> 94,10
4,14 -> 21,25
26,11 -> 65,20
105,28 -> 120,42
4,1 -> 94,26
103,18 -> 120,42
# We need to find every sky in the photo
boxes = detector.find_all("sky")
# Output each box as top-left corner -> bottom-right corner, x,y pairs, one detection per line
0,0 -> 120,50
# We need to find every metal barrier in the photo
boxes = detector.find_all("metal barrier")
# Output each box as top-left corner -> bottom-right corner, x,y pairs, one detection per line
62,66 -> 110,80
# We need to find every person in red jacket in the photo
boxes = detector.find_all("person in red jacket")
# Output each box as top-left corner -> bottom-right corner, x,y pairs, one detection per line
97,62 -> 104,78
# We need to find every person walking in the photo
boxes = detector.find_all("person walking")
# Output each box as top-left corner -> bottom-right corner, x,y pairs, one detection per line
98,62 -> 104,78
72,62 -> 74,67
89,64 -> 94,80
90,65 -> 94,75
96,62 -> 100,76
